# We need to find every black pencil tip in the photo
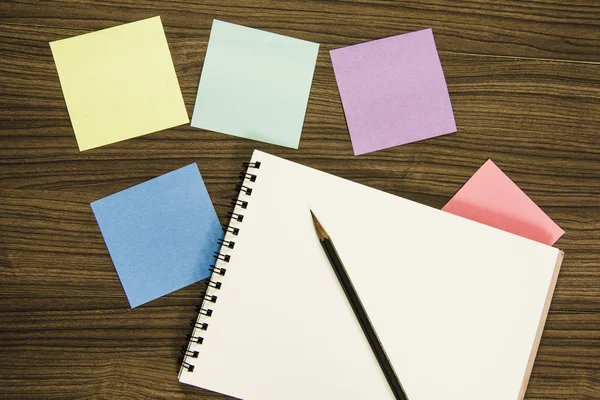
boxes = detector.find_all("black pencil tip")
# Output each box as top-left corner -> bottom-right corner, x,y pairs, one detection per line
309,209 -> 328,240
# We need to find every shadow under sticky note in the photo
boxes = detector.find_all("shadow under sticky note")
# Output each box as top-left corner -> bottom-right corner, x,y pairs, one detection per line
50,16 -> 189,151
443,160 -> 564,245
91,164 -> 222,308
191,20 -> 319,149
330,28 -> 456,155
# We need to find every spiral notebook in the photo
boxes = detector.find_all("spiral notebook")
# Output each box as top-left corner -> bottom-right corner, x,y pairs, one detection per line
179,150 -> 563,400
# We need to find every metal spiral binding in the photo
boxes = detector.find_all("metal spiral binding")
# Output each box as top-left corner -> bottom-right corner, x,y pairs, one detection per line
235,184 -> 253,195
178,159 -> 260,373
217,238 -> 235,249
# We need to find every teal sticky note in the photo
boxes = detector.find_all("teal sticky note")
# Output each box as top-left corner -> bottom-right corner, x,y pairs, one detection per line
191,20 -> 320,149
91,164 -> 223,308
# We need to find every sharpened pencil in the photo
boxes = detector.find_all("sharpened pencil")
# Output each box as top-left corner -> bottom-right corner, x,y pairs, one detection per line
310,209 -> 409,400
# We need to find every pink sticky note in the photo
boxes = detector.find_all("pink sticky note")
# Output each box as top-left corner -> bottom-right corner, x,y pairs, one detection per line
443,160 -> 564,245
330,28 -> 456,155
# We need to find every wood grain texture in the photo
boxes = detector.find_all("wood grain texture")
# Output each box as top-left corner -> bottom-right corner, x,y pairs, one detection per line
1,0 -> 599,399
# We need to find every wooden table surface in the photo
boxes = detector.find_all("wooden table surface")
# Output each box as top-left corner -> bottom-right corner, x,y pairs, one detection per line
1,1 -> 599,399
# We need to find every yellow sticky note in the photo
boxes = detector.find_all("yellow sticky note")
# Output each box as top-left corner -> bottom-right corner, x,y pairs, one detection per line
50,16 -> 189,151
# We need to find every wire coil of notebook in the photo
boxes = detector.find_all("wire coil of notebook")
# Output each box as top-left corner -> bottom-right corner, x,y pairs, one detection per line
178,161 -> 261,373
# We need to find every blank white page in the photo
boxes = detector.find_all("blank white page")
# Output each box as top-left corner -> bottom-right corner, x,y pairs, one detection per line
179,150 -> 562,400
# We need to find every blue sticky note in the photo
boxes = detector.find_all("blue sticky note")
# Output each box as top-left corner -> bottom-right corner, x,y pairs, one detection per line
91,164 -> 222,308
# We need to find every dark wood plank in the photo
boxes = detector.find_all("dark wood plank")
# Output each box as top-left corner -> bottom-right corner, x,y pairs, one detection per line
1,0 -> 600,62
1,1 -> 599,399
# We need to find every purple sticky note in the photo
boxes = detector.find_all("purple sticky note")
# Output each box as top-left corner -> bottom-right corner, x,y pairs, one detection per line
330,28 -> 456,155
